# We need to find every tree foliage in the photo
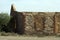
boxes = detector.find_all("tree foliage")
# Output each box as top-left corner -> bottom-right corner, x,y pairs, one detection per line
0,13 -> 10,31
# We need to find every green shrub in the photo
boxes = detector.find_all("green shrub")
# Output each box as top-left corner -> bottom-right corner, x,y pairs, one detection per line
0,13 -> 10,32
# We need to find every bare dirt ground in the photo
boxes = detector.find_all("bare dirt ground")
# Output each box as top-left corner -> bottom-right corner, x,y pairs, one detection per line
0,36 -> 60,40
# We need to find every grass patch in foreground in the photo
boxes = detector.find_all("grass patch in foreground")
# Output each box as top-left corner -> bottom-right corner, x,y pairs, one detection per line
0,32 -> 19,36
0,32 -> 59,37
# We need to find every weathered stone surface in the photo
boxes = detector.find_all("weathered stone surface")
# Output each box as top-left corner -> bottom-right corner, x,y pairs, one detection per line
34,12 -> 45,32
15,12 -> 25,34
55,12 -> 60,33
43,13 -> 55,34
25,13 -> 35,34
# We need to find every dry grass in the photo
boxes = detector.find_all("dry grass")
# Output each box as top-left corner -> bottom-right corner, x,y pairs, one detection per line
0,36 -> 60,40
0,32 -> 60,40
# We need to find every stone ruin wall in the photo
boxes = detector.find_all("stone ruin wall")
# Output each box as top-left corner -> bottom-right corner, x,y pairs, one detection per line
23,12 -> 60,35
24,12 -> 56,34
10,5 -> 60,34
10,11 -> 60,34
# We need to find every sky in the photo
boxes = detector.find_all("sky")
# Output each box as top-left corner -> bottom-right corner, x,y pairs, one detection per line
0,0 -> 60,14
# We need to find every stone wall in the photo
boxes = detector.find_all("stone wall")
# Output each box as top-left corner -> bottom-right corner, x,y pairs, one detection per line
24,12 -> 56,34
10,4 -> 60,35
24,13 -> 35,34
43,13 -> 55,34
55,12 -> 60,34
33,12 -> 45,34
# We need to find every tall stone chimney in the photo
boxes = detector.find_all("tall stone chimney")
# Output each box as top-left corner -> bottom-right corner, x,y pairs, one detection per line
10,4 -> 16,16
9,4 -> 16,32
11,4 -> 16,11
